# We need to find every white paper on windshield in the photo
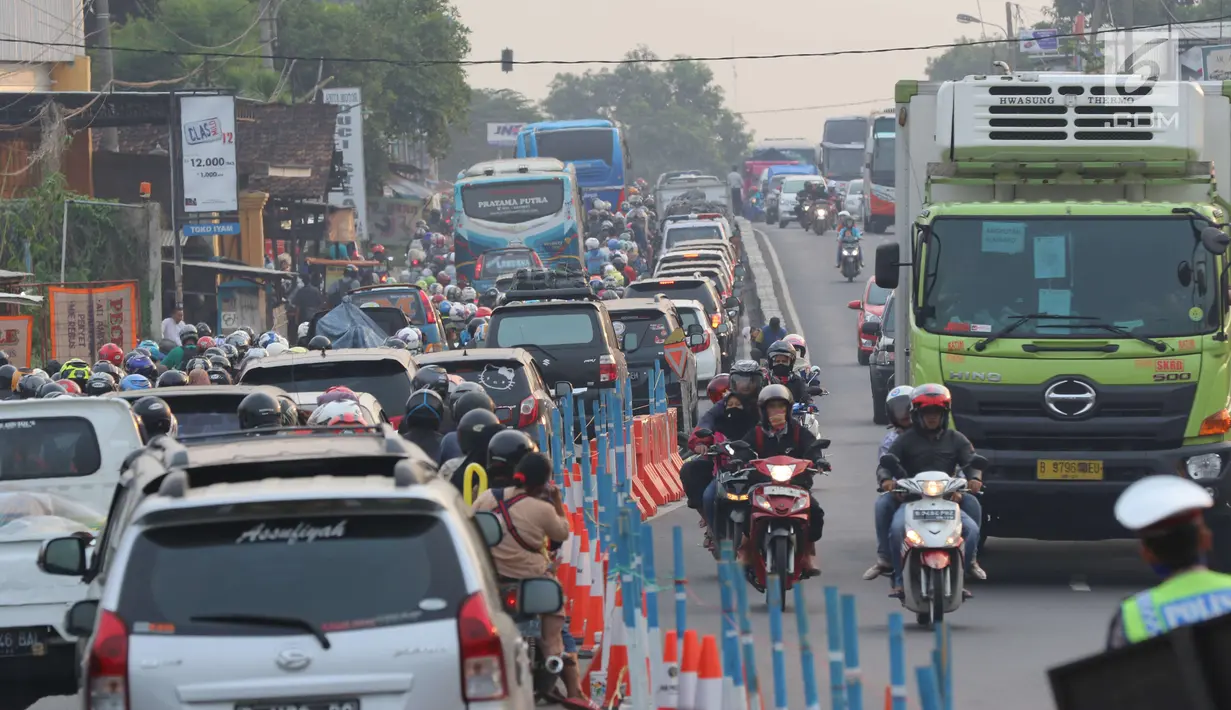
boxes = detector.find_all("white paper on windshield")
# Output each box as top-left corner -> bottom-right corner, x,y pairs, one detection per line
981,222 -> 1026,254
1033,235 -> 1067,279
0,491 -> 105,540
1038,289 -> 1072,317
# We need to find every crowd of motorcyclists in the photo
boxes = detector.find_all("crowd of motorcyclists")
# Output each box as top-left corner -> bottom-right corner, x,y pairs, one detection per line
582,179 -> 657,295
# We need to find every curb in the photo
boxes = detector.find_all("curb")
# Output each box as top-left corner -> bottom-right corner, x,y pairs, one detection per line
736,217 -> 787,333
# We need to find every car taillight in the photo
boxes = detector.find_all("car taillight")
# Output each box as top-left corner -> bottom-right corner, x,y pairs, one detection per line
517,395 -> 539,428
690,331 -> 710,354
599,354 -> 617,383
424,297 -> 437,324
88,610 -> 129,710
458,592 -> 507,701
710,313 -> 721,329
474,261 -> 483,280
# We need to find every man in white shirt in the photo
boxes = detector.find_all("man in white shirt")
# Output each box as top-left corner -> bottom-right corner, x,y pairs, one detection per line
161,306 -> 183,346
727,165 -> 744,216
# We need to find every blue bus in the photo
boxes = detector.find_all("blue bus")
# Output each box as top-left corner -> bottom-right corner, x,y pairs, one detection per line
515,119 -> 630,206
453,159 -> 585,289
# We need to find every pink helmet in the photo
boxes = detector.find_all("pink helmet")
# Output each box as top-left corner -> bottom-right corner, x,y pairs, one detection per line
783,333 -> 807,359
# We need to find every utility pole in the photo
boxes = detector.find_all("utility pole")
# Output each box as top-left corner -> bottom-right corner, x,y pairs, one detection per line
1089,0 -> 1107,71
258,0 -> 278,70
94,0 -> 118,151
1006,1 -> 1020,70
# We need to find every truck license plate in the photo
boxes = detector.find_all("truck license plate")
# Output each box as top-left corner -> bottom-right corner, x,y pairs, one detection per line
0,627 -> 47,657
1037,459 -> 1104,480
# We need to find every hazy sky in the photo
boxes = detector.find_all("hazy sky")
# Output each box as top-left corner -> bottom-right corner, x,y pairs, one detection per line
452,0 -> 1053,140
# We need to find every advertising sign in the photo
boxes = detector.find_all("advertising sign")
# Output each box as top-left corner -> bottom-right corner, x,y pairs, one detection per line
322,88 -> 369,241
1018,28 -> 1059,54
1202,45 -> 1231,81
486,122 -> 525,147
179,95 -> 238,213
0,316 -> 32,368
47,283 -> 140,363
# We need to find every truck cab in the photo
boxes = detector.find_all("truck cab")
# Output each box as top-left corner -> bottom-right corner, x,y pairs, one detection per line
881,73 -> 1231,561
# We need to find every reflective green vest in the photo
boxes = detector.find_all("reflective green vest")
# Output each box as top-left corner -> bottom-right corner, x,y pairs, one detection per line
1120,568 -> 1231,643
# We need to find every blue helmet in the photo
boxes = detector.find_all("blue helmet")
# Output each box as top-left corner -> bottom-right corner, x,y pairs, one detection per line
125,354 -> 156,380
138,340 -> 163,361
258,331 -> 279,349
607,238 -> 620,250
438,300 -> 452,315
120,374 -> 152,391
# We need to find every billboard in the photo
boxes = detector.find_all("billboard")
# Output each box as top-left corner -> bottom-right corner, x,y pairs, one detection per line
179,95 -> 238,213
0,316 -> 32,368
322,88 -> 369,241
47,283 -> 140,363
486,122 -> 525,147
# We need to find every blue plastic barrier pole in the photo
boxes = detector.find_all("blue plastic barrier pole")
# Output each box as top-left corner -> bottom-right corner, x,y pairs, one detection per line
619,510 -> 650,710
935,622 -> 952,710
718,542 -> 743,702
824,586 -> 849,710
537,422 -> 549,460
840,594 -> 863,710
888,613 -> 907,710
767,576 -> 789,710
561,391 -> 575,468
652,360 -> 663,414
672,525 -> 686,658
792,584 -> 821,710
576,399 -> 597,543
613,388 -> 628,510
550,407 -> 565,489
915,665 -> 943,710
735,556 -> 761,706
595,402 -> 611,551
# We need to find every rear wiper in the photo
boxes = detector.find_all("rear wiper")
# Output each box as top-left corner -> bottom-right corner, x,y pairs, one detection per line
971,314 -> 1098,352
190,613 -> 331,649
1056,321 -> 1170,352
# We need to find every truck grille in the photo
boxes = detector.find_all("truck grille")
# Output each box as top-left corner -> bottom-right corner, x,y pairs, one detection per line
983,84 -> 1164,142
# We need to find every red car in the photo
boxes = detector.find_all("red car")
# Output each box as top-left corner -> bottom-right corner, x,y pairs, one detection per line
848,276 -> 892,365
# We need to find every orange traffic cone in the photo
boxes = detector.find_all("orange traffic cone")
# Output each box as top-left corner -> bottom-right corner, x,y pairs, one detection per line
694,635 -> 723,710
601,588 -> 629,706
657,629 -> 680,710
558,515 -> 577,606
678,629 -> 700,710
584,538 -> 605,651
569,514 -> 590,638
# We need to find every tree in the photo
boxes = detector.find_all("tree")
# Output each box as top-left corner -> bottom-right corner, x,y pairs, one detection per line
924,36 -> 1000,81
440,89 -> 543,180
541,47 -> 752,183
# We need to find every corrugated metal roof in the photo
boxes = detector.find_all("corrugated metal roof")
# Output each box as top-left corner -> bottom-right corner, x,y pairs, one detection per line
0,0 -> 85,63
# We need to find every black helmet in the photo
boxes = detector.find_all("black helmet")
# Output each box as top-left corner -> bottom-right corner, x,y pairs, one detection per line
207,354 -> 230,372
133,396 -> 177,438
203,347 -> 227,360
383,337 -> 408,350
158,338 -> 178,356
728,359 -> 765,400
186,357 -> 210,372
156,370 -> 189,387
85,373 -> 116,397
0,351 -> 8,368
457,408 -> 503,456
403,388 -> 445,427
0,364 -> 16,391
38,381 -> 66,399
277,395 -> 300,426
412,365 -> 450,400
486,429 -> 537,484
757,383 -> 794,419
92,361 -> 122,379
18,374 -> 48,399
766,341 -> 797,376
237,391 -> 282,430
178,323 -> 199,345
238,325 -> 257,342
308,335 -> 332,351
448,381 -> 485,412
451,390 -> 495,424
207,368 -> 233,386
195,322 -> 213,337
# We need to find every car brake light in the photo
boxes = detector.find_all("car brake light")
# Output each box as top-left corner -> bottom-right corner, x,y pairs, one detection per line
710,313 -> 721,329
659,280 -> 675,285
684,253 -> 699,258
474,260 -> 483,280
458,592 -> 508,701
691,331 -> 710,354
599,354 -> 617,383
423,294 -> 437,324
517,395 -> 540,428
87,610 -> 129,710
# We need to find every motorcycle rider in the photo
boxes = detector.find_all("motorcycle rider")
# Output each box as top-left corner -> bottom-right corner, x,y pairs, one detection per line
584,237 -> 607,275
739,384 -> 825,576
835,211 -> 864,269
863,385 -> 914,580
684,362 -> 766,509
1105,476 -> 1231,648
879,384 -> 985,597
795,179 -> 828,221
399,388 -> 446,460
765,341 -> 811,406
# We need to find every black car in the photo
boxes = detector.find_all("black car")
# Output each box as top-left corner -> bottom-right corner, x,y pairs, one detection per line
605,297 -> 703,433
416,347 -> 558,436
624,277 -> 740,369
484,288 -> 628,409
866,291 -> 897,425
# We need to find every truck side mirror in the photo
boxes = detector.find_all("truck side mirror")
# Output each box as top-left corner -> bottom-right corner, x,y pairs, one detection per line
1201,226 -> 1230,255
875,242 -> 900,290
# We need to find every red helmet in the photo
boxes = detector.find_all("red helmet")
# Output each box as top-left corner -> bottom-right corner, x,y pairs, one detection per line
99,343 -> 124,367
197,336 -> 216,349
707,373 -> 730,404
475,306 -> 492,317
437,272 -> 452,286
911,383 -> 952,411
60,380 -> 82,395
432,293 -> 446,304
372,244 -> 386,254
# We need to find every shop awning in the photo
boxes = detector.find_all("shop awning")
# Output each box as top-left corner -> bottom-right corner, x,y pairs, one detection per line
165,259 -> 296,280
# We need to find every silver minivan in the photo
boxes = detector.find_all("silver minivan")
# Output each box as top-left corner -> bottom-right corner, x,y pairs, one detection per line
45,466 -> 550,710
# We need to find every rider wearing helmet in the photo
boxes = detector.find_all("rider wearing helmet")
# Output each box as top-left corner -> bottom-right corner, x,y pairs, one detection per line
119,374 -> 152,392
84,373 -> 116,397
399,388 -> 446,460
696,360 -> 765,433
765,340 -> 810,405
437,390 -> 495,463
878,384 -> 984,596
156,370 -> 189,387
584,237 -> 606,275
59,359 -> 92,390
484,429 -> 537,488
737,383 -> 825,576
99,342 -> 125,368
443,408 -> 505,491
862,385 -> 915,580
161,324 -> 200,371
782,333 -> 808,364
835,210 -> 863,269
132,396 -> 178,442
237,391 -> 282,431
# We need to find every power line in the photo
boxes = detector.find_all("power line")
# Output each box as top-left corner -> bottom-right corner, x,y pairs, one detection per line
0,14 -> 1227,68
740,98 -> 894,115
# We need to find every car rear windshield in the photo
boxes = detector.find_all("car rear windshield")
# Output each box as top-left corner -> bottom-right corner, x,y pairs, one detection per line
625,282 -> 718,314
665,225 -> 722,249
535,128 -> 612,164
461,179 -> 565,224
163,395 -> 245,436
349,290 -> 427,325
480,250 -> 540,277
493,311 -> 597,348
240,360 -> 411,415
867,281 -> 891,306
439,360 -> 534,425
0,417 -> 101,480
611,311 -> 671,359
117,513 -> 464,636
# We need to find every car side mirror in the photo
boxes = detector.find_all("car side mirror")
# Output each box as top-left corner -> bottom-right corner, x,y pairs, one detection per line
39,536 -> 88,576
474,511 -> 503,547
716,323 -> 730,334
847,300 -> 861,310
875,242 -> 901,290
861,321 -> 881,336
1201,226 -> 1230,255
553,381 -> 573,398
519,578 -> 564,615
65,599 -> 99,638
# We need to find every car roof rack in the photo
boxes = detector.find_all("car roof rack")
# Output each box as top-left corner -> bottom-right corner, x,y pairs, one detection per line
509,266 -> 589,291
502,287 -> 598,304
156,456 -> 427,498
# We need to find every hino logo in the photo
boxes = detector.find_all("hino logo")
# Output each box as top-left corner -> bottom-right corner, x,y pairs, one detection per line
949,371 -> 1001,383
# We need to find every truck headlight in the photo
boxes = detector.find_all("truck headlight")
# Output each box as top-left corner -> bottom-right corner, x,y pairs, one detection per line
1186,453 -> 1223,481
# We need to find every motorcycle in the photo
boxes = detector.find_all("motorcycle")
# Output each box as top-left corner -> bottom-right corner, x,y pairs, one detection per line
745,441 -> 830,607
811,202 -> 829,235
797,200 -> 816,231
792,402 -> 821,439
500,580 -> 593,708
881,453 -> 987,627
710,440 -> 756,557
840,241 -> 862,281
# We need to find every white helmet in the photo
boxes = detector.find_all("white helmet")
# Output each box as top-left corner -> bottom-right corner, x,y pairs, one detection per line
308,399 -> 369,426
1115,475 -> 1214,532
297,321 -> 310,339
586,237 -> 600,250
265,342 -> 288,357
421,267 -> 433,278
838,210 -> 851,220
461,286 -> 477,302
402,328 -> 423,351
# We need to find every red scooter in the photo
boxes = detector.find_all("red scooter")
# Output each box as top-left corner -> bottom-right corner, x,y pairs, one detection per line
744,442 -> 828,608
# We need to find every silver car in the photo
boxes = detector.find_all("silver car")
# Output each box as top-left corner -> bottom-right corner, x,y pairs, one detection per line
52,466 -> 544,710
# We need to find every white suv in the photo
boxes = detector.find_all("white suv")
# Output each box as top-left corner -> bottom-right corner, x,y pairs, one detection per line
43,441 -> 556,710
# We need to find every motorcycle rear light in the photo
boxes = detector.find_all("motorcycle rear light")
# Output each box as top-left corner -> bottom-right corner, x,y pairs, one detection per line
599,354 -> 617,383
517,395 -> 539,428
726,492 -> 749,501
87,609 -> 129,710
458,592 -> 508,701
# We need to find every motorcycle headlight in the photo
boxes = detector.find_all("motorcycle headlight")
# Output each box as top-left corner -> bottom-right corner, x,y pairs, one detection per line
790,495 -> 810,513
922,480 -> 946,497
726,492 -> 749,501
768,464 -> 795,482
905,529 -> 924,547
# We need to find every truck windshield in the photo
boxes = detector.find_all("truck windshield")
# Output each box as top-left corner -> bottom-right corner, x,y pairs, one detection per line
921,217 -> 1220,339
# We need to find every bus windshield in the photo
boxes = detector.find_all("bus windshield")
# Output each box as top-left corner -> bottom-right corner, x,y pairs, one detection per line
824,119 -> 868,145
461,179 -> 565,224
535,129 -> 613,164
824,147 -> 864,180
920,217 -> 1219,339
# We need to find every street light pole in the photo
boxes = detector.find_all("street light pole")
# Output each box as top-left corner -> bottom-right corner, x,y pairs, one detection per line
1006,1 -> 1019,70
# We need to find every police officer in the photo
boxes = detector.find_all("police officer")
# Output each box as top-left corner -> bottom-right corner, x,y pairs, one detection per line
1106,475 -> 1231,649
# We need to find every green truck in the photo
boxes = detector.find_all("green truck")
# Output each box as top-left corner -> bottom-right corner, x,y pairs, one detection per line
876,73 -> 1231,562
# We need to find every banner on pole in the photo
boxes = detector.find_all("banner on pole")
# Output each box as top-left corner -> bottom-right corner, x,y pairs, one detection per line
47,283 -> 140,363
486,122 -> 525,147
322,88 -> 369,241
179,94 -> 238,213
0,315 -> 33,368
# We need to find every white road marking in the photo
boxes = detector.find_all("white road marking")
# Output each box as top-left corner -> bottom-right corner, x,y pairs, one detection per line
754,227 -> 804,333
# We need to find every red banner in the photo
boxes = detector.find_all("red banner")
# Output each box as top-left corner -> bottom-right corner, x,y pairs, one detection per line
0,315 -> 33,368
48,283 -> 140,363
